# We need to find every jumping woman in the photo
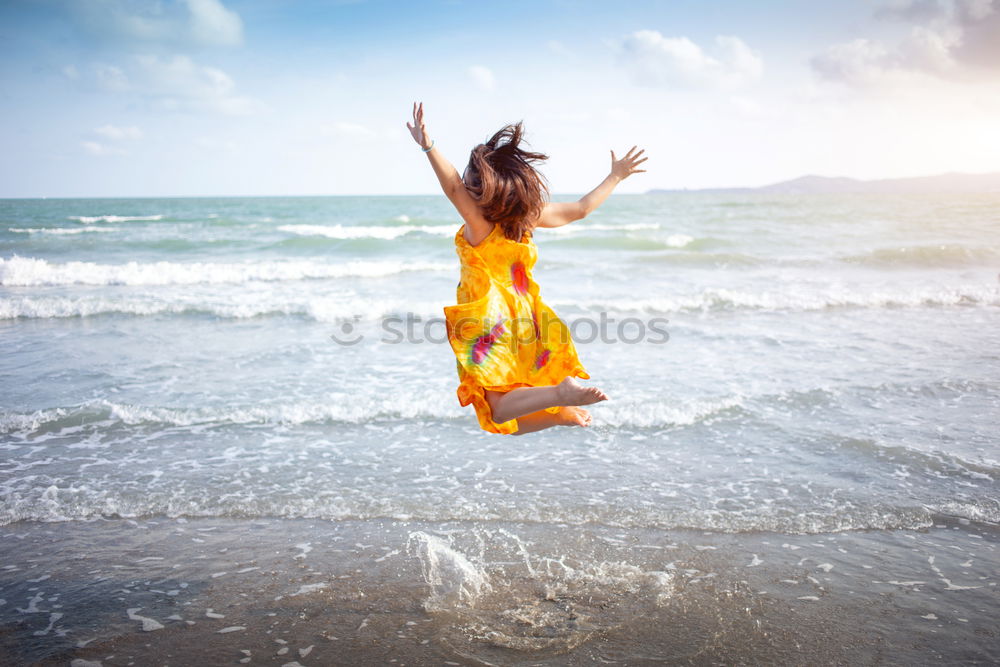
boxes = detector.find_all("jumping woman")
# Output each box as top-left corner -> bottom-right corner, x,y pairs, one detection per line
406,101 -> 647,435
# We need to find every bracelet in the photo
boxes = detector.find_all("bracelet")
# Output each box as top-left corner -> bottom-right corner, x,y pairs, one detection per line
421,139 -> 434,153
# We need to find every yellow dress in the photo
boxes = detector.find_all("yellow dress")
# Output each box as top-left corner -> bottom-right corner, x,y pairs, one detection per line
443,223 -> 590,434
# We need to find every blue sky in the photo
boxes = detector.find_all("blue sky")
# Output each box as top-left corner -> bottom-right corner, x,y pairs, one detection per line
2,0 -> 999,197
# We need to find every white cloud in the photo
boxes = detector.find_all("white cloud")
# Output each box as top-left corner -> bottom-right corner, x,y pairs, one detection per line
467,65 -> 496,92
185,0 -> 243,46
95,124 -> 143,141
62,65 -> 80,80
73,0 -> 244,47
810,38 -> 897,87
136,54 -> 232,96
810,30 -> 964,87
897,25 -> 959,73
813,0 -> 1000,87
82,124 -> 142,157
876,0 -> 951,22
81,141 -> 125,156
91,55 -> 263,115
95,63 -> 129,91
949,0 -> 1000,69
616,30 -> 763,89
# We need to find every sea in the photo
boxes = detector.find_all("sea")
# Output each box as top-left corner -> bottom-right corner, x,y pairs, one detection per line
1,193 -> 998,665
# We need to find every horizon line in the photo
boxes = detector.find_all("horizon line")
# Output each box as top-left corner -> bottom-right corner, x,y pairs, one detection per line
4,169 -> 999,200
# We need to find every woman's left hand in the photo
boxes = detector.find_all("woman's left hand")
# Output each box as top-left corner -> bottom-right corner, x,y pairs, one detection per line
610,145 -> 648,181
406,101 -> 433,150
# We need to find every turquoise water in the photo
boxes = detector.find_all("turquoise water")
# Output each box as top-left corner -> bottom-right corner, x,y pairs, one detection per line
1,193 -> 999,662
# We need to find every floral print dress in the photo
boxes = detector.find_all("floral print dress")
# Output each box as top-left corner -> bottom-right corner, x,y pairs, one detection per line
443,223 -> 589,434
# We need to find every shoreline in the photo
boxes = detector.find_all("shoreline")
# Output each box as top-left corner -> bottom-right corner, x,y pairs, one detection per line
1,515 -> 996,665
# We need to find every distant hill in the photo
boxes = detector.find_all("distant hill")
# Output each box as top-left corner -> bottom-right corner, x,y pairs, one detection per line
647,172 -> 1000,194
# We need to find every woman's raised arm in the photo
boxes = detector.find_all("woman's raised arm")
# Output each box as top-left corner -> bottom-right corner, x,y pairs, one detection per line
407,102 -> 459,194
537,145 -> 648,229
406,101 -> 491,240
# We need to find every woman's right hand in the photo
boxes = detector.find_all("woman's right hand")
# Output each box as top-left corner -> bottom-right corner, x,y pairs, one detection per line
610,146 -> 648,180
406,101 -> 433,150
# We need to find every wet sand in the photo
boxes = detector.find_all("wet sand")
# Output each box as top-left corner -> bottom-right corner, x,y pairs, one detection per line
1,516 -> 997,666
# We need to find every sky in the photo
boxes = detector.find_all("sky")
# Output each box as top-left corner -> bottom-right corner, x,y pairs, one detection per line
1,0 -> 999,197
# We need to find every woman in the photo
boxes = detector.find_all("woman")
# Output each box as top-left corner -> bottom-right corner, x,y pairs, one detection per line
406,101 -> 647,434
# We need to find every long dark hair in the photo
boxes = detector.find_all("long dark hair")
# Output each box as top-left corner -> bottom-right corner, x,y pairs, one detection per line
462,121 -> 549,241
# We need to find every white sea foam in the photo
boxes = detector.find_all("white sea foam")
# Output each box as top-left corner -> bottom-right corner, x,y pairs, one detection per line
566,284 -> 1000,314
932,500 -> 1000,524
282,221 -> 670,241
599,396 -> 745,428
0,393 -> 749,454
8,227 -> 121,235
279,224 -> 455,239
2,280 -> 996,321
0,466 -> 981,533
0,256 -> 450,286
0,294 -> 444,321
0,395 -> 465,434
540,224 -> 695,247
69,214 -> 163,223
542,223 -> 661,235
407,531 -> 491,610
406,528 -> 673,651
666,233 -> 695,247
844,244 -> 1000,268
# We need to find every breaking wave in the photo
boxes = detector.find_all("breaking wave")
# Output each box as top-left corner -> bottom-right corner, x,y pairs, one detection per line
69,214 -> 164,223
843,244 -> 1000,268
0,256 -> 450,286
279,224 -> 456,240
7,227 -> 121,235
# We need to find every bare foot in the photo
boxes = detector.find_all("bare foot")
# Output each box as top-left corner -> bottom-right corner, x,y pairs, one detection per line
557,406 -> 592,427
556,377 -> 609,406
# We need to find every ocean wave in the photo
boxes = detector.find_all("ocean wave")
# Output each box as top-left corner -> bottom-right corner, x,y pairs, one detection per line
0,482 -> 957,533
829,435 -> 999,482
542,222 -> 663,234
0,394 -> 742,434
842,244 -> 1000,268
0,294 -> 444,321
69,214 -> 164,223
1,396 -> 994,533
274,222 -> 700,248
0,395 -> 462,433
637,251 -> 761,267
931,499 -> 1000,524
544,235 -> 696,251
0,256 -> 451,286
8,226 -> 121,235
569,284 -> 1000,313
3,282 -> 997,321
599,396 -> 746,428
548,226 -> 693,247
279,224 -> 456,240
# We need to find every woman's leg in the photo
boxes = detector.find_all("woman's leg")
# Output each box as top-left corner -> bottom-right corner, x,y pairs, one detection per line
512,407 -> 593,435
486,377 -> 608,424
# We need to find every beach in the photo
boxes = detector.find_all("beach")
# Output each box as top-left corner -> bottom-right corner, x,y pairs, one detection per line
2,517 -> 997,665
2,193 -> 999,664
